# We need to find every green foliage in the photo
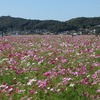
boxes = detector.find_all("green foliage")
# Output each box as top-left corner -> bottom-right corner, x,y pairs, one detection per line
0,16 -> 100,34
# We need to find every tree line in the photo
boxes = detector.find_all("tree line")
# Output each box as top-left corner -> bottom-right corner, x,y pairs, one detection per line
0,16 -> 100,34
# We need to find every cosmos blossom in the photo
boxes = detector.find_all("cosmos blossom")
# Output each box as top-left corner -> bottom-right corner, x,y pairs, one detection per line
0,35 -> 100,99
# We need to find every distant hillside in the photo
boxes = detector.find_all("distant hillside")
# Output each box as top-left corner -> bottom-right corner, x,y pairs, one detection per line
66,17 -> 100,29
0,16 -> 100,34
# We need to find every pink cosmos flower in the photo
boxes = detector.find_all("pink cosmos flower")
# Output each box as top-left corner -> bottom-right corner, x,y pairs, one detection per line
62,78 -> 71,84
96,89 -> 100,93
80,77 -> 89,85
29,89 -> 34,95
84,92 -> 89,97
15,69 -> 23,74
43,71 -> 51,77
37,80 -> 47,89
92,73 -> 97,79
61,59 -> 67,63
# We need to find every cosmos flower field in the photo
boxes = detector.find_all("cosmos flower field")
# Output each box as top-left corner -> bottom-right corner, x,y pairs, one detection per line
0,35 -> 100,100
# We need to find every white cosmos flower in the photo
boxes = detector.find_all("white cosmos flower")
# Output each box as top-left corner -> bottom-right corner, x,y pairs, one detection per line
27,62 -> 30,66
47,87 -> 50,89
57,89 -> 60,92
87,75 -> 90,78
69,83 -> 75,87
2,58 -> 9,61
50,88 -> 53,91
27,78 -> 37,86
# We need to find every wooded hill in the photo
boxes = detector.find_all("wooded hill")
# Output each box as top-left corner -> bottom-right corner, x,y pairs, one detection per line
0,16 -> 100,34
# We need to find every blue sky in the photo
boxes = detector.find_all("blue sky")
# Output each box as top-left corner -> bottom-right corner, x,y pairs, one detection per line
0,0 -> 100,21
